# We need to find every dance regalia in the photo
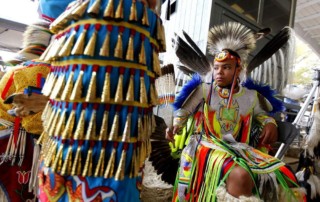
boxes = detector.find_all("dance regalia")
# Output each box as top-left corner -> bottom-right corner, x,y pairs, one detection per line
37,0 -> 165,201
171,75 -> 303,201
0,61 -> 50,202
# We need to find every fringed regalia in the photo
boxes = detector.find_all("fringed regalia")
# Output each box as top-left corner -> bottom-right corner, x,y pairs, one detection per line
172,78 -> 303,202
37,0 -> 165,201
0,60 -> 50,202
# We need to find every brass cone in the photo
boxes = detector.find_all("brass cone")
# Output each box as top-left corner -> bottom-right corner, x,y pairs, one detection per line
115,0 -> 124,20
114,74 -> 123,103
74,107 -> 86,140
139,40 -> 146,64
129,1 -> 137,21
59,31 -> 76,57
125,34 -> 134,61
70,67 -> 85,100
71,146 -> 82,175
43,71 -> 58,96
82,148 -> 93,177
99,31 -> 110,56
125,73 -> 134,101
85,68 -> 97,102
104,146 -> 116,178
84,30 -> 97,56
84,109 -> 97,140
153,49 -> 161,76
54,109 -> 67,137
150,83 -> 159,105
115,149 -> 126,181
98,111 -> 109,140
114,33 -> 123,58
87,0 -> 101,17
122,113 -> 131,142
101,67 -> 111,102
140,76 -> 148,104
71,28 -> 88,55
129,148 -> 136,178
61,66 -> 75,100
61,109 -> 76,139
39,41 -> 53,61
108,112 -> 119,141
41,72 -> 53,95
61,145 -> 73,176
141,3 -> 149,26
71,0 -> 90,20
94,148 -> 105,177
51,145 -> 63,172
103,0 -> 114,19
47,107 -> 61,137
50,35 -> 67,59
50,70 -> 66,99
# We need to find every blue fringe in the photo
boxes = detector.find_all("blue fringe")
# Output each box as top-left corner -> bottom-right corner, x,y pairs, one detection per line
242,78 -> 284,114
173,74 -> 202,110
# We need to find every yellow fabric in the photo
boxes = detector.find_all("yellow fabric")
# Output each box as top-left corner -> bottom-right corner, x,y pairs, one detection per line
0,62 -> 50,134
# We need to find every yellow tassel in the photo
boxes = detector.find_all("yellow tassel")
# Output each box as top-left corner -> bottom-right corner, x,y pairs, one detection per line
85,65 -> 98,102
103,0 -> 114,19
114,27 -> 124,58
141,2 -> 149,26
71,145 -> 82,176
61,64 -> 76,100
50,67 -> 66,99
122,107 -> 133,142
74,104 -> 87,140
101,66 -> 112,102
152,49 -> 161,76
115,0 -> 124,20
94,147 -> 105,177
98,106 -> 109,140
51,144 -> 63,172
129,0 -> 137,21
126,30 -> 135,61
61,103 -> 77,139
61,145 -> 73,176
41,101 -> 52,124
84,106 -> 97,141
71,24 -> 89,55
115,146 -> 127,181
157,18 -> 166,52
140,71 -> 148,104
41,70 -> 53,95
139,36 -> 146,64
108,106 -> 120,141
99,26 -> 111,57
71,0 -> 90,20
104,144 -> 117,178
70,65 -> 86,100
82,147 -> 93,177
87,0 -> 101,17
125,69 -> 135,101
114,67 -> 124,103
44,37 -> 59,61
59,28 -> 77,57
54,108 -> 67,137
84,24 -> 101,56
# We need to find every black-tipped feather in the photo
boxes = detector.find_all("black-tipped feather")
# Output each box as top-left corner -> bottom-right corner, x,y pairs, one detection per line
247,27 -> 290,73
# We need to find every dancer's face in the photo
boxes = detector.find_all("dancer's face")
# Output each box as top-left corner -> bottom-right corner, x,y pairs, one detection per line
213,58 -> 240,87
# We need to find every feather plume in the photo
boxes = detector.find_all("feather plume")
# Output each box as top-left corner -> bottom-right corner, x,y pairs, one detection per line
173,32 -> 211,76
248,27 -> 295,92
207,22 -> 256,67
173,73 -> 202,110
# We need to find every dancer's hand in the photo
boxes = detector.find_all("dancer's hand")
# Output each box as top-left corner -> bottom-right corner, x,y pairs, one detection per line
165,126 -> 181,143
260,123 -> 278,145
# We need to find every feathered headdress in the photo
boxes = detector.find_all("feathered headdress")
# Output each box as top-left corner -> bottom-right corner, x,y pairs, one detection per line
207,22 -> 257,68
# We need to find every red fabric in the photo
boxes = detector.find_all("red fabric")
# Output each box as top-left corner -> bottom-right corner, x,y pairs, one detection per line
0,132 -> 35,201
1,72 -> 14,100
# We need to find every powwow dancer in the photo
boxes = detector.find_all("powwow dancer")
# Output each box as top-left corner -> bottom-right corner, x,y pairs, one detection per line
37,0 -> 165,201
166,22 -> 305,202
